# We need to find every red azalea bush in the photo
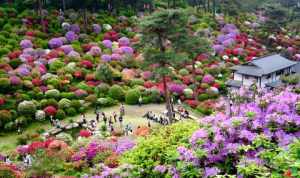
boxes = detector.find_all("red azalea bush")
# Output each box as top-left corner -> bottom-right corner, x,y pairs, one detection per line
28,141 -> 45,153
104,31 -> 119,41
80,60 -> 93,69
81,44 -> 93,52
0,98 -> 5,105
8,50 -> 21,59
74,70 -> 83,79
144,81 -> 155,88
85,74 -> 96,81
32,78 -> 42,86
79,130 -> 91,138
43,105 -> 57,116
184,99 -> 199,108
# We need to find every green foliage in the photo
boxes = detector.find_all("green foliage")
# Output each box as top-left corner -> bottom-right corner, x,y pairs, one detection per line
130,78 -> 145,86
95,83 -> 110,97
108,85 -> 125,101
58,98 -> 72,110
0,110 -> 12,128
49,59 -> 65,72
17,100 -> 37,116
121,121 -> 199,176
66,107 -> 77,116
55,109 -> 66,120
96,63 -> 114,84
96,97 -> 117,107
45,89 -> 60,99
0,78 -> 10,92
125,89 -> 141,105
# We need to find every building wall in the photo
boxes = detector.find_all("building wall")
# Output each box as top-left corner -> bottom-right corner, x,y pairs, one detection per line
233,73 -> 242,81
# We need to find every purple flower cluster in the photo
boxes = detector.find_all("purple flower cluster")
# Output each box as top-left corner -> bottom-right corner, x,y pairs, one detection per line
92,24 -> 101,34
168,83 -> 187,95
177,146 -> 199,165
70,24 -> 80,34
114,138 -> 136,154
65,31 -> 78,42
202,74 -> 215,84
20,39 -> 33,49
213,24 -> 240,54
48,38 -> 63,49
154,165 -> 167,173
101,54 -> 112,62
102,40 -> 112,49
118,37 -> 130,46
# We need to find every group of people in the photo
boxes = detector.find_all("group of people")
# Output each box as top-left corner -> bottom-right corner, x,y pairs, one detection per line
4,153 -> 32,168
143,111 -> 170,125
177,106 -> 190,119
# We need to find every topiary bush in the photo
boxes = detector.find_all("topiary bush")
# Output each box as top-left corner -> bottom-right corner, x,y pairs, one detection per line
130,79 -> 145,86
70,100 -> 82,111
45,89 -> 60,99
125,89 -> 141,105
58,98 -> 72,110
95,83 -> 110,97
66,107 -> 77,116
35,110 -> 46,121
0,78 -> 10,93
55,109 -> 66,120
96,97 -> 117,107
178,68 -> 189,76
17,100 -> 37,116
96,63 -> 114,84
0,110 -> 12,128
108,85 -> 125,101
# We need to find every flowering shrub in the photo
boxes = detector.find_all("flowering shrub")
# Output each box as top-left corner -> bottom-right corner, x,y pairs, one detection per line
65,31 -> 78,42
48,38 -> 63,49
79,130 -> 91,138
43,105 -> 57,116
20,39 -> 33,49
17,100 -> 37,116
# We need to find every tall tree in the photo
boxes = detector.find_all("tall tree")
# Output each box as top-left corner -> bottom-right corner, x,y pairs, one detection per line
138,9 -> 189,122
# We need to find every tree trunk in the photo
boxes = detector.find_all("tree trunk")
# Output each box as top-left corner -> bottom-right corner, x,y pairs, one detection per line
83,8 -> 88,33
62,0 -> 66,11
163,75 -> 174,122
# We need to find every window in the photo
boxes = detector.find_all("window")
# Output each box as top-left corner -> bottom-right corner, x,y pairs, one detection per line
266,74 -> 271,79
276,70 -> 283,76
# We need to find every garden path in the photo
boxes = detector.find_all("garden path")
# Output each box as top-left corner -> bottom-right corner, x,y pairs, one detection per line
0,104 -> 200,152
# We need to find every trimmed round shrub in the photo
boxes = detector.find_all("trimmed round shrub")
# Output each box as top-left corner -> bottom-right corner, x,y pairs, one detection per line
43,106 -> 57,116
0,78 -> 10,92
183,88 -> 194,98
130,79 -> 145,86
125,89 -> 141,105
40,99 -> 58,109
95,83 -> 110,97
66,107 -> 77,116
0,110 -> 12,127
70,100 -> 82,110
179,68 -> 189,76
96,97 -> 116,107
60,92 -> 75,100
198,93 -> 210,101
35,110 -> 46,121
17,100 -> 37,116
85,95 -> 97,105
108,85 -> 125,101
46,78 -> 60,88
0,47 -> 9,57
9,58 -> 22,69
55,109 -> 66,120
49,59 -> 65,72
148,89 -> 162,103
45,89 -> 60,99
58,98 -> 72,109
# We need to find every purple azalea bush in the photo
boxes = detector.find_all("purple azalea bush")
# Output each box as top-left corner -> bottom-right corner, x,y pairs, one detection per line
65,31 -> 78,42
48,38 -> 63,49
20,39 -> 33,49
92,24 -> 101,34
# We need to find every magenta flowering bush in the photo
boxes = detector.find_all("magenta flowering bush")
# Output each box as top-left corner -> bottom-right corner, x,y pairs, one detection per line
118,37 -> 130,46
60,45 -> 73,54
102,40 -> 112,48
9,76 -> 22,85
202,74 -> 215,84
88,46 -> 102,56
168,83 -> 187,95
111,53 -> 122,60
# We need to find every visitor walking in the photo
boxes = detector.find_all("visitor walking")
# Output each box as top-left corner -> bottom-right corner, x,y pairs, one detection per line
148,121 -> 151,128
96,112 -> 100,122
138,96 -> 143,107
113,112 -> 117,123
5,156 -> 11,165
23,154 -> 32,167
102,112 -> 107,125
108,116 -> 113,126
118,115 -> 123,126
120,103 -> 125,116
